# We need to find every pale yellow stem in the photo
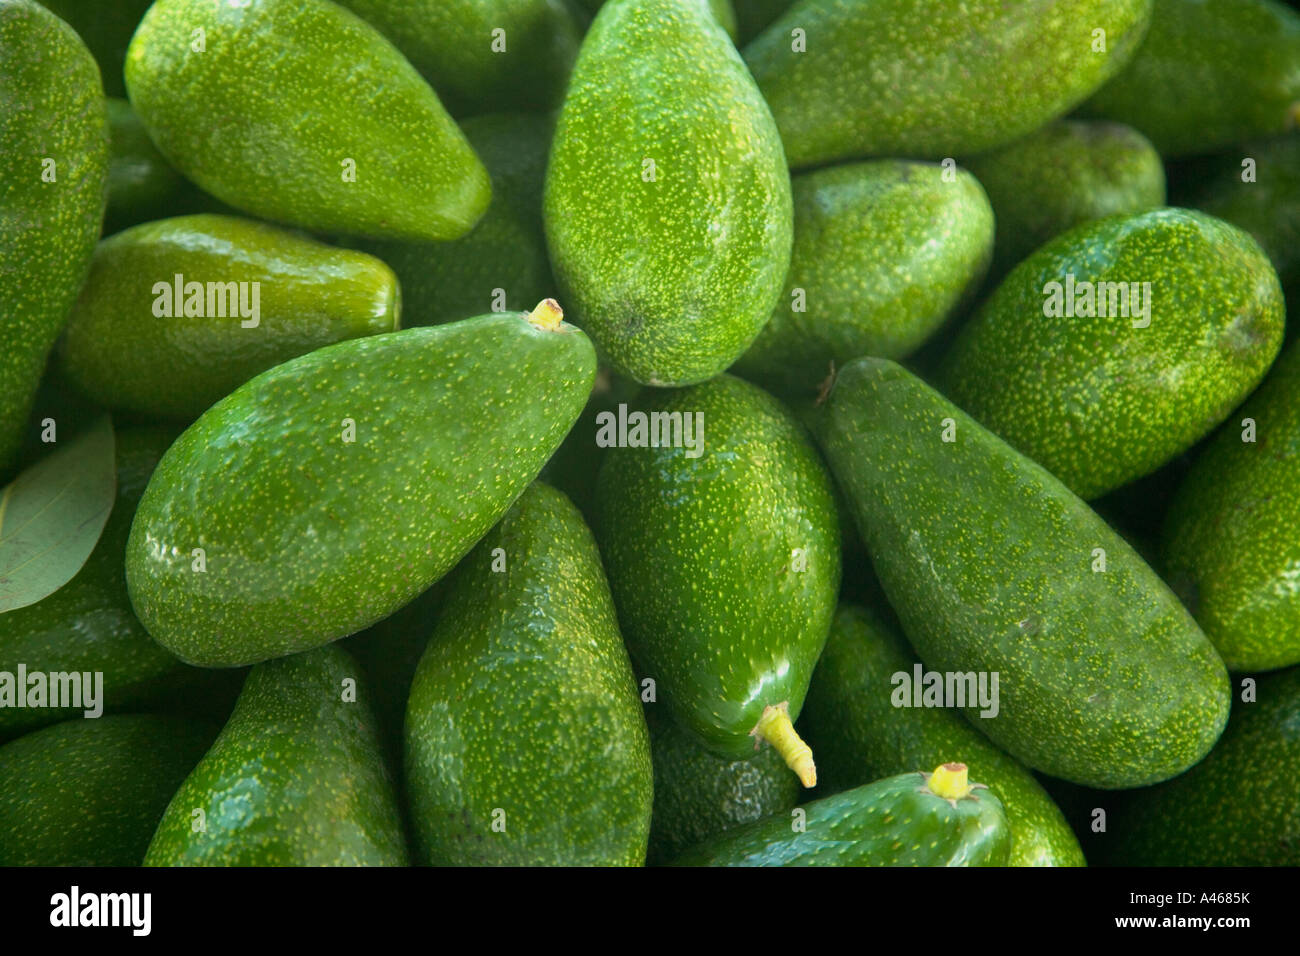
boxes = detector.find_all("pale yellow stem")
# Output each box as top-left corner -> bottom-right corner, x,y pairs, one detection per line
751,702 -> 817,788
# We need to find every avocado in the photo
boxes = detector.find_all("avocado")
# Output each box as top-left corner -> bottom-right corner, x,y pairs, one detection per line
35,0 -> 153,98
592,375 -> 840,782
935,208 -> 1285,500
1163,343 -> 1300,672
801,604 -> 1085,867
1106,666 -> 1300,865
670,763 -> 1009,866
545,0 -> 792,386
0,714 -> 216,866
104,98 -> 189,232
964,120 -> 1165,276
355,113 -> 554,329
0,0 -> 108,476
405,483 -> 652,866
645,702 -> 800,866
125,304 -> 595,668
732,160 -> 994,399
145,646 -> 408,865
742,0 -> 1153,168
58,214 -> 401,421
125,0 -> 490,241
1082,0 -> 1300,157
576,0 -> 736,39
811,358 -> 1230,789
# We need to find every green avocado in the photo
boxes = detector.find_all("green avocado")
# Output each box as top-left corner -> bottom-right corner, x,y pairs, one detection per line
742,0 -> 1153,168
1082,0 -> 1300,157
545,0 -> 792,386
125,304 -> 595,667
58,214 -> 401,421
35,0 -> 153,98
145,646 -> 408,866
125,0 -> 490,241
0,0 -> 108,476
801,604 -> 1085,867
104,97 -> 190,232
811,358 -> 1230,789
405,482 -> 652,866
964,120 -> 1166,276
732,159 -> 993,399
0,714 -> 216,866
1163,343 -> 1300,672
592,375 -> 840,782
935,208 -> 1285,500
576,0 -> 735,38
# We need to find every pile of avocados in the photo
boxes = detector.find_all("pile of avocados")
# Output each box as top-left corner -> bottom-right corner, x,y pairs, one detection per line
2,0 -> 1299,868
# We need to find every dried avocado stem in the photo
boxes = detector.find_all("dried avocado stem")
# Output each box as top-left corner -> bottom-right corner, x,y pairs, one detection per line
926,762 -> 973,801
751,702 -> 817,788
527,298 -> 565,331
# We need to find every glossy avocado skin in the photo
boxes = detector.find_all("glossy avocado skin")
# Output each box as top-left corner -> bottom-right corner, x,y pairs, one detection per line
1083,0 -> 1300,157
965,120 -> 1166,276
405,483 -> 652,866
592,375 -> 841,759
733,159 -> 993,399
742,0 -> 1153,168
125,0 -> 490,241
670,768 -> 1010,866
0,715 -> 216,866
1163,343 -> 1300,672
0,0 -> 108,477
58,214 -> 401,421
545,0 -> 793,387
935,208 -> 1285,500
801,604 -> 1085,867
145,646 -> 408,866
125,312 -> 596,667
812,358 -> 1231,789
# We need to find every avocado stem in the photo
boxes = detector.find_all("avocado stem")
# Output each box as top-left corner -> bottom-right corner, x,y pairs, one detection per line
527,298 -> 565,331
751,702 -> 817,788
927,762 -> 972,800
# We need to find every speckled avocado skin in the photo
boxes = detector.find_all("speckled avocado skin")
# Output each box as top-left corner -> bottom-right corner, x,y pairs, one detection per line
965,120 -> 1165,276
935,208 -> 1285,500
1106,666 -> 1300,865
577,0 -> 736,38
670,768 -> 1009,866
742,0 -> 1153,168
36,0 -> 153,97
0,0 -> 108,476
733,160 -> 993,398
0,715 -> 216,866
125,311 -> 596,667
801,604 -> 1085,867
145,646 -> 408,865
125,0 -> 490,241
812,359 -> 1231,789
645,702 -> 800,865
1082,0 -> 1300,157
592,375 -> 840,758
1163,343 -> 1300,672
58,214 -> 401,421
405,483 -> 652,866
545,0 -> 793,387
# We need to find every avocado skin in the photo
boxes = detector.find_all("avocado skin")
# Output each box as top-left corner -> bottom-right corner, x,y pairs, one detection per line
0,715 -> 216,866
645,703 -> 800,866
1083,0 -> 1300,157
935,208 -> 1285,500
742,0 -> 1153,168
405,483 -> 652,866
0,0 -> 108,476
145,646 -> 408,865
103,98 -> 189,233
545,0 -> 793,387
593,375 -> 841,759
1163,343 -> 1300,672
125,0 -> 490,241
733,160 -> 993,399
356,114 -> 554,329
812,358 -> 1230,789
58,214 -> 401,421
125,312 -> 596,668
1106,666 -> 1300,865
670,768 -> 1009,866
801,604 -> 1085,867
576,0 -> 736,38
36,0 -> 152,97
965,120 -> 1166,277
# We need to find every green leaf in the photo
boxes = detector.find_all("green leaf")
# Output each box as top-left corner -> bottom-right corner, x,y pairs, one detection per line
0,417 -> 116,613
